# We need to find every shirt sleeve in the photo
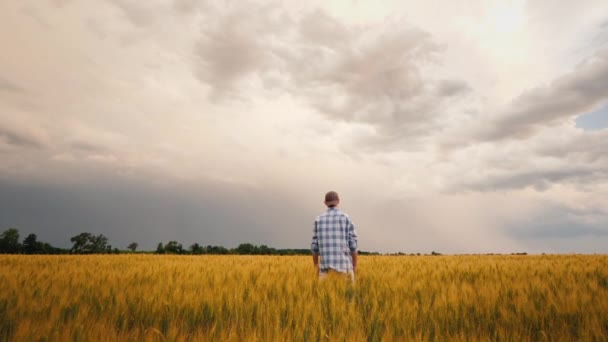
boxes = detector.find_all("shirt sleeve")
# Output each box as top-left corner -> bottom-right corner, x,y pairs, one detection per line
311,220 -> 319,254
348,218 -> 358,253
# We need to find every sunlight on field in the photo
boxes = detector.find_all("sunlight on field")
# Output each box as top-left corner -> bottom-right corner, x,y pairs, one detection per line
1,255 -> 607,341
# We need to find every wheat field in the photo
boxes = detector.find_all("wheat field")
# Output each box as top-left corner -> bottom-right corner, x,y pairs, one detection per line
0,254 -> 607,341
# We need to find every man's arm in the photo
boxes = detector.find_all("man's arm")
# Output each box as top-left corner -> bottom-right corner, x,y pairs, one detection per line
311,220 -> 320,272
348,218 -> 358,272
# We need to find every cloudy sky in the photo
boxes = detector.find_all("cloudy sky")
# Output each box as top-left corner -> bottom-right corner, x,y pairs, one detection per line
1,0 -> 607,253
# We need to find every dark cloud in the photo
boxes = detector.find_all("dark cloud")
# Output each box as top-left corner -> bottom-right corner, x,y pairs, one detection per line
499,198 -> 608,252
509,221 -> 608,240
479,49 -> 608,141
539,130 -> 608,163
0,176 -> 315,251
463,109 -> 608,194
454,167 -> 606,193
1,0 -> 605,253
443,49 -> 608,194
505,204 -> 608,240
0,126 -> 46,149
191,5 -> 470,148
292,19 -> 438,126
436,79 -> 471,97
107,0 -> 471,150
446,126 -> 608,194
195,3 -> 287,99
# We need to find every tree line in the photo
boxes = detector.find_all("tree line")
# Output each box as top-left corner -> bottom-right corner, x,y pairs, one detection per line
0,228 -> 65,254
0,228 -> 339,255
154,241 -> 314,255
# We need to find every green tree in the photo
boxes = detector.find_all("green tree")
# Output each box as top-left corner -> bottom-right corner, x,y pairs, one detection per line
207,245 -> 228,254
23,233 -> 43,254
70,233 -> 109,254
258,244 -> 275,255
41,242 -> 61,254
127,242 -> 138,252
92,235 -> 109,253
236,243 -> 256,255
0,228 -> 21,254
190,243 -> 204,255
156,242 -> 165,254
70,232 -> 92,253
164,241 -> 183,254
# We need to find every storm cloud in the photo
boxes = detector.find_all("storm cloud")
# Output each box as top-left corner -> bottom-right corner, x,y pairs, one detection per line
190,3 -> 472,149
1,0 -> 607,253
479,49 -> 608,141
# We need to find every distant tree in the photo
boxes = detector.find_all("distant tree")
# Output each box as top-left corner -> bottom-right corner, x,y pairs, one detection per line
164,241 -> 183,254
236,243 -> 256,255
21,233 -> 64,254
70,232 -> 92,253
70,233 -> 109,254
258,244 -> 275,255
92,235 -> 109,253
41,242 -> 62,254
156,242 -> 165,254
23,233 -> 43,254
0,228 -> 21,254
276,248 -> 311,255
127,242 -> 138,252
41,242 -> 53,254
190,243 -> 204,255
207,245 -> 228,254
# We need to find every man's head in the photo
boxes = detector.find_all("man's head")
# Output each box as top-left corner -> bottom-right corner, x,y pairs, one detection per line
324,191 -> 340,208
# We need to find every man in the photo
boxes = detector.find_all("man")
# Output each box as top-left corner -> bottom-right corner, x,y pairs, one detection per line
311,191 -> 358,281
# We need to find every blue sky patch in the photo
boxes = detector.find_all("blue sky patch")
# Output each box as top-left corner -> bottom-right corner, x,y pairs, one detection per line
576,105 -> 608,131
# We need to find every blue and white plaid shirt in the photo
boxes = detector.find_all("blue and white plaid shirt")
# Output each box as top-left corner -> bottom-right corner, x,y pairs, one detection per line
311,207 -> 358,273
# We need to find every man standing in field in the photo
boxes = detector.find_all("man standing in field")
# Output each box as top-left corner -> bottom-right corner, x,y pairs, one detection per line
311,191 -> 358,281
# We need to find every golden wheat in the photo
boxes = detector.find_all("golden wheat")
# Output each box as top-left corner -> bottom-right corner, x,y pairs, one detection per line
0,255 -> 607,341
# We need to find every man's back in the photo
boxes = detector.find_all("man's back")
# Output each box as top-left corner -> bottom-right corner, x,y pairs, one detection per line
311,207 -> 358,273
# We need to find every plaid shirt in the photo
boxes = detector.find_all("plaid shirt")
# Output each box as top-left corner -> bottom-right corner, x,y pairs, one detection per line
311,207 -> 358,273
